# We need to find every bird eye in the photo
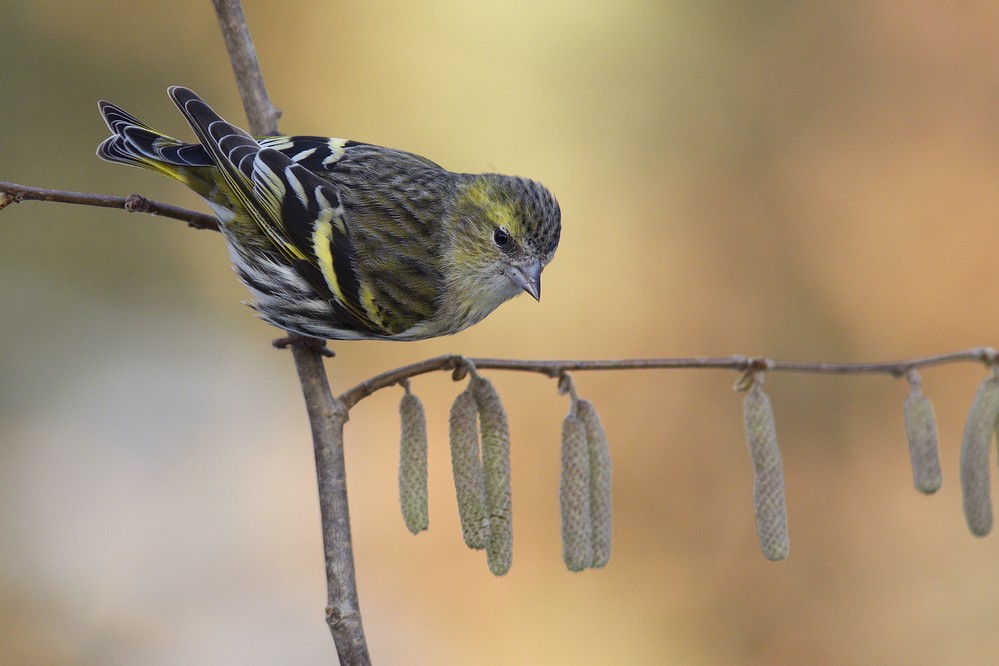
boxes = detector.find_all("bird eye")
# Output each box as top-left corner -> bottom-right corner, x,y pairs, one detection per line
493,228 -> 510,247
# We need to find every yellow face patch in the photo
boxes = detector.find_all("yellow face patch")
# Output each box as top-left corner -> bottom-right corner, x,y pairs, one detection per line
463,178 -> 521,237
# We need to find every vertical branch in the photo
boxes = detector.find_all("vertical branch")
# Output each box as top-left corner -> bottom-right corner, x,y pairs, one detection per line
296,348 -> 370,664
209,1 -> 371,663
211,0 -> 282,135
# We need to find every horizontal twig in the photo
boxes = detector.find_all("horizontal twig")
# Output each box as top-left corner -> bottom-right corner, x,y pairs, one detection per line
337,348 -> 999,410
0,179 -> 219,230
5,180 -> 995,412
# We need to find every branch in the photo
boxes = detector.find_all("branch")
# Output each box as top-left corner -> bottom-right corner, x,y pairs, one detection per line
0,179 -> 219,230
294,344 -> 369,665
209,2 -> 371,664
338,348 -> 999,410
211,0 -> 281,135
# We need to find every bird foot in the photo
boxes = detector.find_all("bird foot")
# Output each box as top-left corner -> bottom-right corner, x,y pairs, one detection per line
272,334 -> 336,357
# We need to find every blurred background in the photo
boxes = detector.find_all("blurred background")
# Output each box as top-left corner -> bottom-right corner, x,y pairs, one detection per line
3,1 -> 999,663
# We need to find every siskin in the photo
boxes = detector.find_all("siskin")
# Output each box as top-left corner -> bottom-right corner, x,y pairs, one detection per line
97,87 -> 561,341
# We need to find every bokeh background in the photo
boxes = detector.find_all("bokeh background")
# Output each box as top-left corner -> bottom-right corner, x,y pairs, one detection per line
3,1 -> 999,663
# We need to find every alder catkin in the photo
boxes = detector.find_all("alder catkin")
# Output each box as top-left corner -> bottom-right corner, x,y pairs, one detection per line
576,399 -> 612,569
399,388 -> 429,534
560,411 -> 593,572
903,386 -> 942,494
449,388 -> 489,549
472,376 -> 513,576
742,381 -> 789,561
959,374 -> 999,537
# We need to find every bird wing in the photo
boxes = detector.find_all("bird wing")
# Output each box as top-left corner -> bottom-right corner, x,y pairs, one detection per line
168,86 -> 373,329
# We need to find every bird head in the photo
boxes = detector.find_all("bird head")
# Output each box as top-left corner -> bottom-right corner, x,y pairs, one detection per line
449,174 -> 561,308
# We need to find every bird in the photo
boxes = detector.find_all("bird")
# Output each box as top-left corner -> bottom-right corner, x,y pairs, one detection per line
97,86 -> 561,341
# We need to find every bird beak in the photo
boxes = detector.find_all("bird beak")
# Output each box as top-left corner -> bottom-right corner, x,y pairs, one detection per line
508,260 -> 542,301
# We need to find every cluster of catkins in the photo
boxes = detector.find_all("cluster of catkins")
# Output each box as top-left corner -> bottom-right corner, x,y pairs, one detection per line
398,361 -> 999,572
397,369 -> 612,575
739,363 -> 999,563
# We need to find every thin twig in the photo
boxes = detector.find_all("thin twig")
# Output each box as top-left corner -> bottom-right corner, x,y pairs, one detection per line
0,179 -> 219,230
338,348 -> 999,410
209,2 -> 371,664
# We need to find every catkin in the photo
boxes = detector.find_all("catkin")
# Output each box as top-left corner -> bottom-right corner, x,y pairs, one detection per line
959,375 -> 999,537
472,377 -> 513,576
576,399 -> 612,569
449,389 -> 489,549
742,381 -> 789,561
560,411 -> 593,572
903,385 -> 942,494
399,388 -> 429,534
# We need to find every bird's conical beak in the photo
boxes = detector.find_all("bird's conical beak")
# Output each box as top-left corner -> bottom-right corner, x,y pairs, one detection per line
509,260 -> 542,301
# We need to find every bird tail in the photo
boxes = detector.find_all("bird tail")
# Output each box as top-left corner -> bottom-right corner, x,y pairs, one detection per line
96,99 -> 215,194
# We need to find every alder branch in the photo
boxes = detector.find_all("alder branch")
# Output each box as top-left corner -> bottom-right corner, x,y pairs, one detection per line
292,340 -> 369,665
338,348 -> 999,410
209,1 -> 371,664
211,0 -> 281,135
0,179 -> 219,230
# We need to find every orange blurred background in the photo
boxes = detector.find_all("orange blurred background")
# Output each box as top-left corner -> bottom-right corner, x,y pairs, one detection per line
3,1 -> 999,663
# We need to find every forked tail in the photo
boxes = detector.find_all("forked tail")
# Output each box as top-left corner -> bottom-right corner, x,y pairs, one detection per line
96,98 -> 215,193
